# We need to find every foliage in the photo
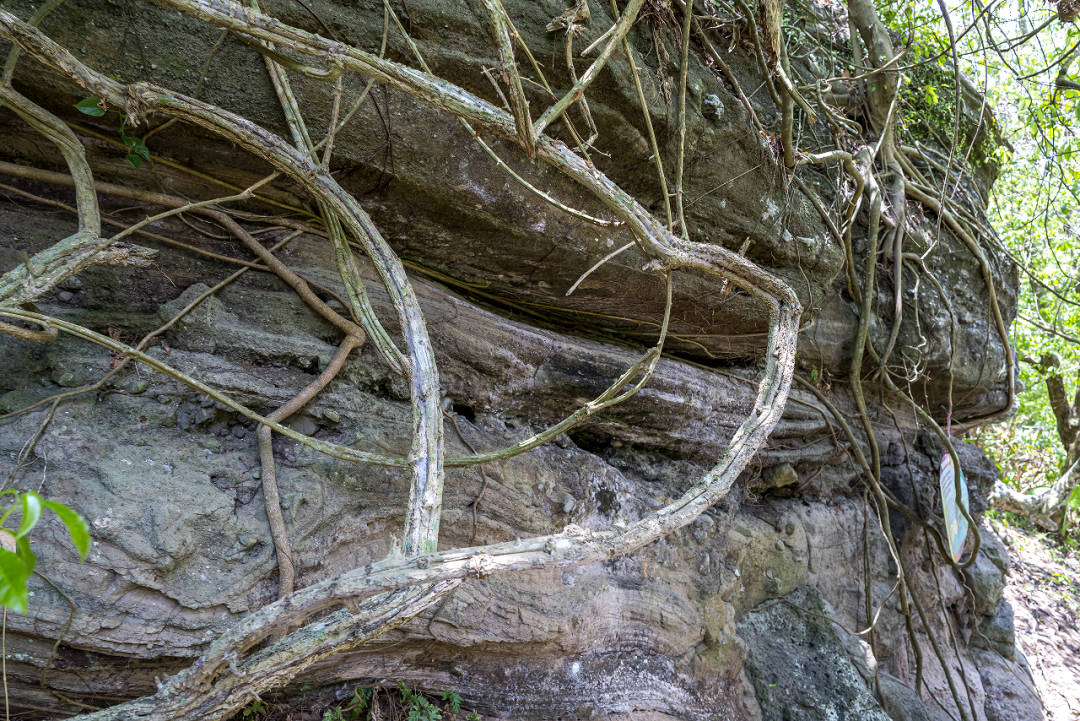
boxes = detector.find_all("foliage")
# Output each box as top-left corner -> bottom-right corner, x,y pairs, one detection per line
0,490 -> 89,613
318,684 -> 478,721
74,96 -> 150,169
898,54 -> 959,140
397,684 -> 442,721
876,0 -> 1080,531
441,690 -> 463,714
241,700 -> 267,718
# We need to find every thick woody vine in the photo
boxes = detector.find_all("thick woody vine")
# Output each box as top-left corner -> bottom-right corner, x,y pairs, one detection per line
0,0 -> 1016,719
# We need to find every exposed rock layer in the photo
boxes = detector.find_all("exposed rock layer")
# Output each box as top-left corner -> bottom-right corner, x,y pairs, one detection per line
0,0 -> 1033,718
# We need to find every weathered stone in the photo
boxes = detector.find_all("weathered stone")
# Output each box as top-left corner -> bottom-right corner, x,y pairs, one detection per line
981,530 -> 1012,575
965,548 -> 1006,616
1,0 -> 1015,415
758,463 -> 798,491
157,283 -> 222,354
877,672 -> 932,721
738,586 -> 890,721
0,389 -> 35,414
51,369 -> 81,388
972,647 -> 1045,721
702,94 -> 725,120
972,600 -> 1017,661
289,415 -> 319,437
694,514 -> 715,530
199,437 -> 222,454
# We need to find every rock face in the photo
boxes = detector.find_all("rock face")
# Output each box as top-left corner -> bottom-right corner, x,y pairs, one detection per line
0,0 -> 1037,719
738,586 -> 891,721
972,648 -> 1044,721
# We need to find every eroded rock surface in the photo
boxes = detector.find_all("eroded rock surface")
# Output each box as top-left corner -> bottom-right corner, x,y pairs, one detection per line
0,0 -> 1036,718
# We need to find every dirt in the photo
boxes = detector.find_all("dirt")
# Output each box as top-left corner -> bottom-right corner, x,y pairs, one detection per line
989,516 -> 1080,720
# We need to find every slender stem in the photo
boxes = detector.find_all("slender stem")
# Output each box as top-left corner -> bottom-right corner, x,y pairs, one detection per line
2,608 -> 7,721
321,75 -> 343,167
682,0 -> 764,135
0,308 -> 408,466
479,0 -> 535,157
779,45 -> 795,167
850,148 -> 882,483
675,0 -> 693,237
0,318 -> 57,342
618,0 -> 672,230
566,241 -> 635,296
471,134 -> 620,226
258,335 -> 363,597
234,32 -> 345,81
532,0 -> 646,136
250,14 -> 406,373
732,0 -> 780,105
64,120 -> 317,219
563,28 -> 597,152
0,82 -> 104,304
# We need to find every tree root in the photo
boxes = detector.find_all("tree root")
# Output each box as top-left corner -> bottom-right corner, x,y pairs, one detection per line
258,335 -> 364,598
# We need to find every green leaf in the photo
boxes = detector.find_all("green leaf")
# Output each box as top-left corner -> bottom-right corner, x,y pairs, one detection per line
0,548 -> 31,613
74,97 -> 106,117
16,491 -> 42,539
16,537 -> 35,577
134,144 -> 150,161
441,690 -> 462,713
43,500 -> 90,560
1067,485 -> 1080,512
126,153 -> 143,170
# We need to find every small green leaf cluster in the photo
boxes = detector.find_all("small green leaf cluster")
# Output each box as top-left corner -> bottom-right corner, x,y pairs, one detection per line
320,684 -> 479,721
74,97 -> 150,169
397,684 -> 442,721
899,61 -> 959,142
321,687 -> 370,721
241,700 -> 267,718
441,690 -> 463,714
0,491 -> 89,613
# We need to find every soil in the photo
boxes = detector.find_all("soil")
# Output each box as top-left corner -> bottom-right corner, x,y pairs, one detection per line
989,515 -> 1080,720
